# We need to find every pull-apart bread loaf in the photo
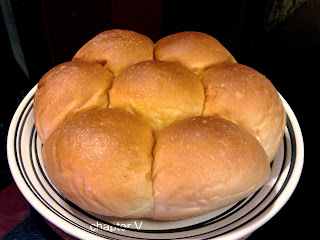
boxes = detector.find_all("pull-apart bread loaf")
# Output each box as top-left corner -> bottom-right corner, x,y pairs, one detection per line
34,29 -> 286,220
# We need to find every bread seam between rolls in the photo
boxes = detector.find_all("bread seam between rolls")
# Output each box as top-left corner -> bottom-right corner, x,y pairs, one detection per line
150,130 -> 157,218
105,76 -> 114,109
200,84 -> 206,116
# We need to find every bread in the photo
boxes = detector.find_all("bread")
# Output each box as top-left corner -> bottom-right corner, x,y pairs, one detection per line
155,31 -> 236,75
73,29 -> 154,76
152,116 -> 270,220
33,61 -> 113,141
109,60 -> 204,130
42,108 -> 154,218
200,63 -> 286,162
35,29 -> 285,221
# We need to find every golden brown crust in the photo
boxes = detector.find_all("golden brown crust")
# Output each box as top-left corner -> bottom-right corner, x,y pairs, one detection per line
154,31 -> 236,75
200,63 -> 286,162
42,108 -> 155,218
109,60 -> 205,130
73,29 -> 154,76
33,61 -> 113,141
152,116 -> 270,220
34,30 -> 286,221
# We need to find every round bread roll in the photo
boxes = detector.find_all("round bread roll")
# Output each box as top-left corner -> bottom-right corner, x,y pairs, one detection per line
73,29 -> 154,76
152,116 -> 270,220
154,31 -> 236,75
200,63 -> 286,162
109,60 -> 205,130
33,61 -> 113,141
42,108 -> 155,218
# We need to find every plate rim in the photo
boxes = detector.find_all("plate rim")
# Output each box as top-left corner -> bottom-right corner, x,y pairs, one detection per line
7,86 -> 304,240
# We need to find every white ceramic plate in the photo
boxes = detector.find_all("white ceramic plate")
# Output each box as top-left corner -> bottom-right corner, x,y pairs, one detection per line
7,85 -> 304,240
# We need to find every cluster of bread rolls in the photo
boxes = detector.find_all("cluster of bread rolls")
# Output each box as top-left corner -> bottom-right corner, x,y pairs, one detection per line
34,29 -> 286,220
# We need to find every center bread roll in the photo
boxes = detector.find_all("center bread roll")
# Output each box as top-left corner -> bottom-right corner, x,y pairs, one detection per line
109,60 -> 205,131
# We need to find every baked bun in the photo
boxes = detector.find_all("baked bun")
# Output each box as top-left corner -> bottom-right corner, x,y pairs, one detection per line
33,61 -> 113,141
42,108 -> 154,218
73,29 -> 154,76
152,116 -> 270,220
35,29 -> 285,221
200,63 -> 286,162
154,31 -> 236,75
109,60 -> 204,130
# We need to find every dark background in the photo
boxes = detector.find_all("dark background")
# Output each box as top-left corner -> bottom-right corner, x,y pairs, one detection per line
0,0 -> 315,239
